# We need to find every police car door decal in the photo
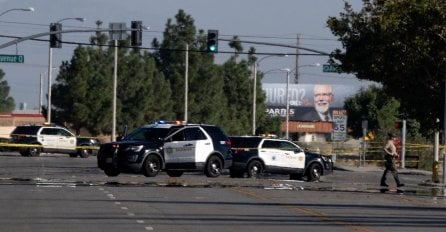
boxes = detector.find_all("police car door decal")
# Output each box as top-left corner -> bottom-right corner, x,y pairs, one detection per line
279,141 -> 305,169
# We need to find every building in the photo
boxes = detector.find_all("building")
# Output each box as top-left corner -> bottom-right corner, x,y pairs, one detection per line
0,111 -> 45,138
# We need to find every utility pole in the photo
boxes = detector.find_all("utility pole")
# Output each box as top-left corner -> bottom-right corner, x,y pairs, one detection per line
294,34 -> 300,83
184,43 -> 189,123
112,39 -> 118,141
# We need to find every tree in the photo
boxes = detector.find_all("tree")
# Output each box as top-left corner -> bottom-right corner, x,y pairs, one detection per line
154,10 -> 231,127
221,58 -> 252,134
327,0 -> 446,136
0,69 -> 15,112
344,85 -> 400,139
53,46 -> 113,135
118,50 -> 174,131
228,36 -> 243,59
154,10 -> 198,120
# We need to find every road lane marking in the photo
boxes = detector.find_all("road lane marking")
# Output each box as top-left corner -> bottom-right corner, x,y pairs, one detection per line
232,187 -> 375,232
99,187 -> 155,231
285,205 -> 375,232
231,187 -> 268,200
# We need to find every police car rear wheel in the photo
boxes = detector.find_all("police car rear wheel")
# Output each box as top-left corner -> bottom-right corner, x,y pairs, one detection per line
28,147 -> 40,157
77,148 -> 91,158
247,160 -> 263,178
205,155 -> 222,178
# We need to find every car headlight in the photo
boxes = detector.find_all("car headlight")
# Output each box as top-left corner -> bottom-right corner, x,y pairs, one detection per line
126,145 -> 144,152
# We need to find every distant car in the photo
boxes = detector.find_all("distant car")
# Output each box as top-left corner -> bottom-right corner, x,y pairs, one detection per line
97,121 -> 233,178
9,124 -> 99,158
229,136 -> 333,181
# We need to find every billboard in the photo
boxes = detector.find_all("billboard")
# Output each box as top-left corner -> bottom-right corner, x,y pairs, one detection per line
263,83 -> 359,122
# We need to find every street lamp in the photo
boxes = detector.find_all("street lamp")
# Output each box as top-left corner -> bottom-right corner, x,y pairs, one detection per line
252,54 -> 287,135
0,7 -> 34,17
47,17 -> 85,124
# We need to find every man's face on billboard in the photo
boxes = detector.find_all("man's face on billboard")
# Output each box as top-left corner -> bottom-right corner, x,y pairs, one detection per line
314,85 -> 333,114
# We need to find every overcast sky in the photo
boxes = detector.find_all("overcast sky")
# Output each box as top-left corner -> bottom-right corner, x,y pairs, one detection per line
0,0 -> 371,110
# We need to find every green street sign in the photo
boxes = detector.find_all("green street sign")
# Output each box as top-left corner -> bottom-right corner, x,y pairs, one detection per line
0,54 -> 24,63
322,64 -> 341,73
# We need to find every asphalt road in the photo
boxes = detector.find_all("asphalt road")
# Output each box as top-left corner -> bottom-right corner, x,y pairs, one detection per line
0,152 -> 445,232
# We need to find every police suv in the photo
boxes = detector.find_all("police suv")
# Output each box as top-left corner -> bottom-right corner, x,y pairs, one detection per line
10,124 -> 99,158
229,136 -> 333,181
97,121 -> 232,178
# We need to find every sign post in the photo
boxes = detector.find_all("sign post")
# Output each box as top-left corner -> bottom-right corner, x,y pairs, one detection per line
0,54 -> 24,63
332,109 -> 347,141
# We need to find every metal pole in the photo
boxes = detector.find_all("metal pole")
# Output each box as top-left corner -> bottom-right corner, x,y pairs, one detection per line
433,130 -> 440,183
47,47 -> 52,123
443,66 -> 446,184
441,48 -> 446,184
285,70 -> 290,140
184,44 -> 188,123
252,63 -> 257,135
39,73 -> 43,114
401,119 -> 406,168
112,40 -> 118,141
443,151 -> 446,184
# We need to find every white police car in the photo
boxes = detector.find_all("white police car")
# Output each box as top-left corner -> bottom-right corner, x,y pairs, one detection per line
162,124 -> 232,177
10,125 -> 77,157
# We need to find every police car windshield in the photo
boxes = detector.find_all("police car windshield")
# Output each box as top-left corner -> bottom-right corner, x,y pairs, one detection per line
124,127 -> 170,142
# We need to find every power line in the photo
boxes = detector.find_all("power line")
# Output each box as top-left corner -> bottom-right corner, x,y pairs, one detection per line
0,34 -> 330,56
0,20 -> 338,42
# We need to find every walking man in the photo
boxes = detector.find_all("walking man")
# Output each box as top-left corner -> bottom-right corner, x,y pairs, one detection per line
380,133 -> 404,187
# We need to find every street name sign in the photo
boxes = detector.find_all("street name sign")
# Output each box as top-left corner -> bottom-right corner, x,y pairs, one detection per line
322,64 -> 341,73
0,54 -> 24,63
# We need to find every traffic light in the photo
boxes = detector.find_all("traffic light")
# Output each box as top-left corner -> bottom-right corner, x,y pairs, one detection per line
131,21 -> 142,47
49,23 -> 62,48
207,30 -> 218,53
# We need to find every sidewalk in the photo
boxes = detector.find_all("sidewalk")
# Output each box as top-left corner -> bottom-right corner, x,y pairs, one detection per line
335,163 -> 432,175
333,163 -> 446,188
